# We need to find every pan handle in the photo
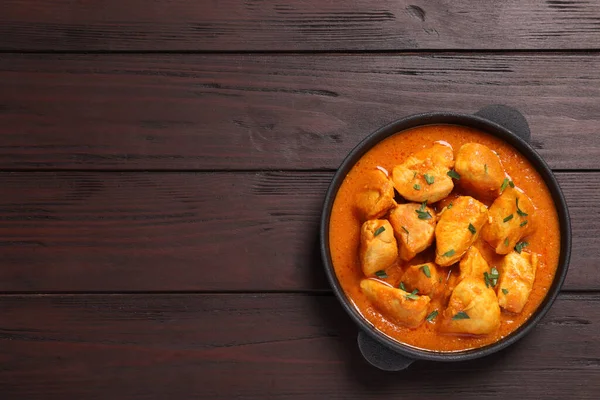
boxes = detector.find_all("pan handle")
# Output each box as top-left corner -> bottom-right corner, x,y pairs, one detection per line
357,331 -> 414,371
475,104 -> 531,143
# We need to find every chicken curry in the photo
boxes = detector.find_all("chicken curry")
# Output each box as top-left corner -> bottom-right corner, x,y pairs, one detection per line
329,124 -> 560,351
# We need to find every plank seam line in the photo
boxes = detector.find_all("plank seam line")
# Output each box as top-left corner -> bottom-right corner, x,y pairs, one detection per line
0,290 -> 333,296
1,49 -> 600,55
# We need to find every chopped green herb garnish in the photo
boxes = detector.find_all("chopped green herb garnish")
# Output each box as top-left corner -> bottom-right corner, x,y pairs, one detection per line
468,223 -> 476,234
375,270 -> 388,279
503,214 -> 514,222
447,170 -> 461,180
509,180 -> 515,188
484,164 -> 488,174
426,310 -> 439,322
413,171 -> 418,179
447,202 -> 453,209
373,226 -> 386,237
424,174 -> 435,185
514,241 -> 529,254
416,210 -> 432,220
442,249 -> 455,258
516,197 -> 528,217
420,264 -> 431,278
402,226 -> 409,235
452,311 -> 470,320
500,178 -> 510,193
399,282 -> 406,291
504,237 -> 510,247
405,289 -> 419,300
520,220 -> 528,227
415,203 -> 432,220
484,269 -> 499,288
502,288 -> 509,295
413,183 -> 421,190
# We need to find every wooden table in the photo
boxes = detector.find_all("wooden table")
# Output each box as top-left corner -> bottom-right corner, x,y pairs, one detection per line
1,1 -> 599,398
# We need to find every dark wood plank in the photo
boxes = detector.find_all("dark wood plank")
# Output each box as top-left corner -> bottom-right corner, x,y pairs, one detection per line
0,293 -> 598,399
3,1 -> 600,51
1,54 -> 600,170
0,171 -> 329,292
0,171 -> 593,292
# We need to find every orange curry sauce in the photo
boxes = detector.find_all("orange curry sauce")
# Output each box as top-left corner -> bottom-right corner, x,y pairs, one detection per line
329,125 -> 560,351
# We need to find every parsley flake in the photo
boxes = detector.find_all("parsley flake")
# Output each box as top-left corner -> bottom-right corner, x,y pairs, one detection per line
420,264 -> 431,278
447,170 -> 461,180
452,311 -> 470,320
516,197 -> 528,217
514,241 -> 529,253
405,289 -> 419,300
442,249 -> 455,258
415,201 -> 432,220
484,268 -> 499,288
424,174 -> 435,185
468,223 -> 476,234
426,310 -> 439,322
500,178 -> 510,193
375,270 -> 388,279
373,226 -> 386,237
402,226 -> 410,241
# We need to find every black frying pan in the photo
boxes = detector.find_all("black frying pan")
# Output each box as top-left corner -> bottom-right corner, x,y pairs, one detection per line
319,105 -> 571,370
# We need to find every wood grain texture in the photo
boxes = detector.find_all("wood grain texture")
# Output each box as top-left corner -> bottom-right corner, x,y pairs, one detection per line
0,293 -> 599,399
0,171 -> 329,292
2,54 -> 600,170
3,0 -> 600,51
0,171 -> 592,292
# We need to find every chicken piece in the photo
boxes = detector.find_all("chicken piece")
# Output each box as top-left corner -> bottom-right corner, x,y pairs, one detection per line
391,143 -> 455,203
440,277 -> 501,335
359,219 -> 398,276
459,246 -> 490,282
401,262 -> 441,297
497,251 -> 539,313
435,196 -> 489,267
454,143 -> 506,199
360,279 -> 431,328
355,169 -> 397,220
482,187 -> 536,255
388,203 -> 436,261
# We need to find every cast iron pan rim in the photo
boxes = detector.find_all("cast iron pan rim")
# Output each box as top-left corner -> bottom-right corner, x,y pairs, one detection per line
320,111 -> 571,362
